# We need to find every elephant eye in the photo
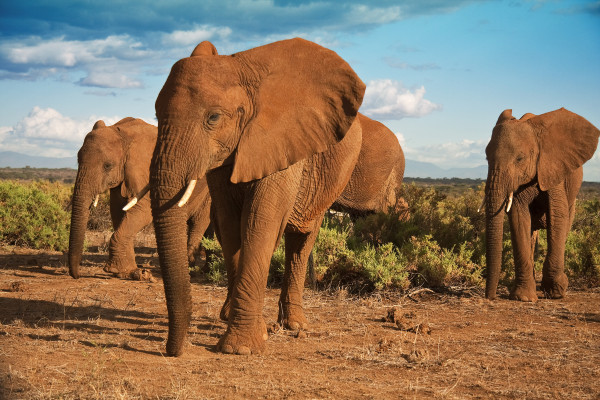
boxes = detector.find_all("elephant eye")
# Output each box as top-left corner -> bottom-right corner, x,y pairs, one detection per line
103,162 -> 114,171
516,153 -> 525,163
206,112 -> 222,126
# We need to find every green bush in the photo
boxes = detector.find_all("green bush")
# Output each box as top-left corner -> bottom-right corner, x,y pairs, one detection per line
402,235 -> 483,288
0,180 -> 71,251
565,198 -> 600,286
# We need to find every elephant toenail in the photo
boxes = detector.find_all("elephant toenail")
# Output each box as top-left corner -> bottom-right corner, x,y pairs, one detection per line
220,344 -> 234,354
236,346 -> 251,355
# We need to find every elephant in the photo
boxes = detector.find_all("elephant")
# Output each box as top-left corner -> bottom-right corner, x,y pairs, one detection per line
332,113 -> 406,217
68,118 -> 212,280
483,108 -> 599,302
150,38 -> 366,356
282,112 -> 406,323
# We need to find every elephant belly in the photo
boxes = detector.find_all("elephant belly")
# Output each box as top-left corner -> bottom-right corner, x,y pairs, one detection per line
530,192 -> 548,231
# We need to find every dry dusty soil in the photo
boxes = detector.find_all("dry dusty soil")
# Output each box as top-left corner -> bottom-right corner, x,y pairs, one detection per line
1,233 -> 599,399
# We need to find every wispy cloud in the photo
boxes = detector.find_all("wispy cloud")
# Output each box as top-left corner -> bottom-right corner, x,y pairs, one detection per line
0,107 -> 121,157
384,57 -> 441,71
0,35 -> 153,88
361,79 -> 441,120
402,139 -> 487,169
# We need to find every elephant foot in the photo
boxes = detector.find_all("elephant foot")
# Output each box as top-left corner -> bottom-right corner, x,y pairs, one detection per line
278,302 -> 308,330
217,318 -> 267,355
541,273 -> 568,299
509,285 -> 538,302
103,262 -> 137,278
220,300 -> 267,340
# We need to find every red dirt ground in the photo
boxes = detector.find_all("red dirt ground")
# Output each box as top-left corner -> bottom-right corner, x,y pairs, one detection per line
1,234 -> 599,399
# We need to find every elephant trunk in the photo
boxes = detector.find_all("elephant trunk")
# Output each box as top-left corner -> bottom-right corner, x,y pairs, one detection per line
484,171 -> 509,299
150,124 -> 206,356
68,168 -> 95,279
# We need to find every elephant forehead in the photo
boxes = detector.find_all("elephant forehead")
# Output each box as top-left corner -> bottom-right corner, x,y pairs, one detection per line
488,123 -> 536,157
158,57 -> 244,111
172,57 -> 239,90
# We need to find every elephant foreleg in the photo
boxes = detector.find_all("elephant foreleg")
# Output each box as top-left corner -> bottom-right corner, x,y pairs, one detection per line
508,197 -> 537,302
217,167 -> 300,355
541,185 -> 570,298
106,196 -> 152,278
278,214 -> 324,330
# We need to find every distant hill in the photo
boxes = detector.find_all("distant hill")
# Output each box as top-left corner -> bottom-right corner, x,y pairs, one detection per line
405,159 -> 487,179
1,151 -> 489,180
0,151 -> 77,169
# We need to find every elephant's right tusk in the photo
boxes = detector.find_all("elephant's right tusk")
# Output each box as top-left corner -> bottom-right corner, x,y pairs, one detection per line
122,197 -> 138,211
178,179 -> 197,207
477,194 -> 486,213
93,194 -> 99,208
506,192 -> 513,213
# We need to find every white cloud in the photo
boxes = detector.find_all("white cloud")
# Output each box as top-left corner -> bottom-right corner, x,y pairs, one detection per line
361,79 -> 441,120
162,25 -> 233,46
406,139 -> 487,169
0,35 -> 153,88
0,107 -> 121,158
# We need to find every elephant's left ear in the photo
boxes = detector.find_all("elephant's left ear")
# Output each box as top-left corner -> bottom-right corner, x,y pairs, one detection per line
534,108 -> 600,191
118,119 -> 158,200
229,38 -> 366,183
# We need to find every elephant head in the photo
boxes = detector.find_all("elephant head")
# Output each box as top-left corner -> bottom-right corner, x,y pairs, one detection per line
68,117 -> 157,278
150,38 -> 365,356
484,108 -> 600,299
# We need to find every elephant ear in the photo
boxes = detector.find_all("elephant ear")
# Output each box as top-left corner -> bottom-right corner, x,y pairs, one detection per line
533,108 -> 600,191
496,109 -> 515,125
229,38 -> 366,183
116,118 -> 158,199
93,120 -> 106,130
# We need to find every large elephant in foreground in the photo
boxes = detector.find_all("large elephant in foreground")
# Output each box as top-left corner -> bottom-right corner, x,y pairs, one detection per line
150,38 -> 366,356
484,108 -> 599,301
68,118 -> 211,279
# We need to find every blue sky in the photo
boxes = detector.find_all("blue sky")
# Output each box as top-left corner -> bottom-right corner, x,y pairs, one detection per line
1,0 -> 599,180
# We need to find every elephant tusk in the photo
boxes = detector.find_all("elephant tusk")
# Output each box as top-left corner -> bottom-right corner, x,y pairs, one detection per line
178,179 -> 197,207
136,184 -> 150,200
478,194 -> 486,213
506,192 -> 513,213
122,184 -> 151,211
122,197 -> 138,211
93,194 -> 99,208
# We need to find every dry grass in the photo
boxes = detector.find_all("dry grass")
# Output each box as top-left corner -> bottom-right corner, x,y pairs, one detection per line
1,234 -> 599,399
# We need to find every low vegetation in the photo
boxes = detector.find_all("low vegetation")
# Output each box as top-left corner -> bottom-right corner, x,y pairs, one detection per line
2,177 -> 599,292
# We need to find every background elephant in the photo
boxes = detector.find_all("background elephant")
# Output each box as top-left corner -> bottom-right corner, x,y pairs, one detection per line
332,113 -> 405,217
68,118 -> 211,279
484,108 -> 599,301
220,112 -> 405,330
150,38 -> 365,356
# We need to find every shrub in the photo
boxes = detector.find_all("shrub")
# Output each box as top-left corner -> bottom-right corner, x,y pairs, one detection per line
0,180 -> 71,251
564,198 -> 600,286
402,235 -> 483,288
200,235 -> 226,285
